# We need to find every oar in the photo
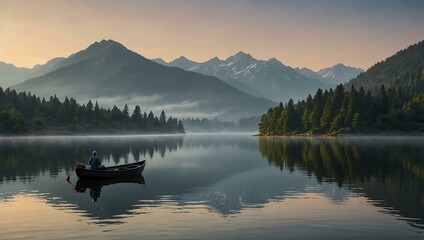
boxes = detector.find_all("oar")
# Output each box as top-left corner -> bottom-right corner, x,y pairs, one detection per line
66,171 -> 73,182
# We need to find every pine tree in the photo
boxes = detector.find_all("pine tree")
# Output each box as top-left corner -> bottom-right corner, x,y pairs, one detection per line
131,105 -> 142,124
352,113 -> 362,131
110,105 -> 122,122
86,100 -> 93,121
346,86 -> 359,128
320,94 -> 334,130
333,84 -> 345,114
301,108 -> 310,131
177,120 -> 185,133
282,99 -> 296,134
94,101 -> 101,120
259,114 -> 268,134
122,104 -> 129,120
310,89 -> 323,130
159,110 -> 166,126
330,113 -> 344,133
379,85 -> 389,114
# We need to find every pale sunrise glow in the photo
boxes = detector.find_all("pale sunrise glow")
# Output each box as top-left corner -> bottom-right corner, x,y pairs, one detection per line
1,0 -> 423,70
0,192 -> 398,238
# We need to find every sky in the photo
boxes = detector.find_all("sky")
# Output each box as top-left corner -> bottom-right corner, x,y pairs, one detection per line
0,0 -> 423,71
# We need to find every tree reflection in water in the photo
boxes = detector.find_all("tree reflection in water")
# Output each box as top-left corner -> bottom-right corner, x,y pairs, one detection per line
259,136 -> 424,228
1,134 -> 423,232
0,135 -> 184,184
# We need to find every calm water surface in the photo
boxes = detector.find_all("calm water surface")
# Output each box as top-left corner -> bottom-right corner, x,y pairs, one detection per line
0,133 -> 424,239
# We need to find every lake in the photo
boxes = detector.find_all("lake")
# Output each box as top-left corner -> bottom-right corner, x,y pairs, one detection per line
1,133 -> 424,239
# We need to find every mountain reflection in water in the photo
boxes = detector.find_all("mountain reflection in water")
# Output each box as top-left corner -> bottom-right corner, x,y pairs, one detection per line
0,134 -> 423,235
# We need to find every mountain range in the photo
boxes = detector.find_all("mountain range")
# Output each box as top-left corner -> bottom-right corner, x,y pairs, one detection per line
154,53 -> 324,102
0,58 -> 65,87
1,39 -> 365,121
11,40 -> 275,120
153,54 -> 363,102
295,64 -> 363,85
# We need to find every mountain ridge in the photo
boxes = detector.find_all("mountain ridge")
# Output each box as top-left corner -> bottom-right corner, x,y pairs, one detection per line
0,57 -> 66,87
346,40 -> 424,92
13,39 -> 275,121
153,52 -> 329,102
317,63 -> 364,85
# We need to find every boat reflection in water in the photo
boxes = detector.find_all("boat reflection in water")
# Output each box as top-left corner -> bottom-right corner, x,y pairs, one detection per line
74,175 -> 145,202
2,134 -> 424,239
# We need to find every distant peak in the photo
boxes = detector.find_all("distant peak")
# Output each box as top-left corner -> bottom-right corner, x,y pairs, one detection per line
332,63 -> 364,72
88,39 -> 126,51
175,56 -> 190,61
236,50 -> 247,54
268,57 -> 284,66
170,56 -> 198,65
99,39 -> 121,45
227,51 -> 255,62
234,51 -> 253,58
64,39 -> 139,64
205,56 -> 222,64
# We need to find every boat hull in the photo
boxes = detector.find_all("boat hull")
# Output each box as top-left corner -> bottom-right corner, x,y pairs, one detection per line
75,160 -> 146,179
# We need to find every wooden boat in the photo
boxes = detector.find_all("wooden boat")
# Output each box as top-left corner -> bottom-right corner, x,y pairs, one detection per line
75,160 -> 146,179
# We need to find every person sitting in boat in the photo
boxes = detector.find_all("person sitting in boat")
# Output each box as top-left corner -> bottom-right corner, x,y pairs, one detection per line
89,151 -> 104,169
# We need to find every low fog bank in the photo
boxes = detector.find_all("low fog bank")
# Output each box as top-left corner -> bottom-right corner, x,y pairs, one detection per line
78,94 -> 257,121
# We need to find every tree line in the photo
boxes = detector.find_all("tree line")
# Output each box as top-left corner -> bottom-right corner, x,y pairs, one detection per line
259,84 -> 424,135
0,87 -> 185,134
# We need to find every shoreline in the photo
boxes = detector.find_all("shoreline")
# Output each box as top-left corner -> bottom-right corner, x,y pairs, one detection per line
0,131 -> 186,138
252,133 -> 424,137
0,132 -> 423,138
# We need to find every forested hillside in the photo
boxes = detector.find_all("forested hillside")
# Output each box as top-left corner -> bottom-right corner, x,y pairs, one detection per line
347,40 -> 424,95
259,84 -> 424,135
0,87 -> 184,134
259,40 -> 424,135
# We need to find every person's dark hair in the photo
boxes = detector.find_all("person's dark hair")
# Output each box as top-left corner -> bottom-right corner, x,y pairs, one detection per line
92,151 -> 97,156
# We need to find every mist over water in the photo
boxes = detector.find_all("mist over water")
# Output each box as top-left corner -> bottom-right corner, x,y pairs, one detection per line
1,134 -> 423,239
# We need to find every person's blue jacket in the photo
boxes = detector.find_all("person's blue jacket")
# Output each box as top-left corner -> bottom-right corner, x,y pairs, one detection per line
89,155 -> 101,169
